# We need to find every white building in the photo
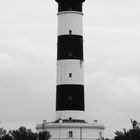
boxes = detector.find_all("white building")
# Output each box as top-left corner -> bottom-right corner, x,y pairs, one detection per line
37,120 -> 104,140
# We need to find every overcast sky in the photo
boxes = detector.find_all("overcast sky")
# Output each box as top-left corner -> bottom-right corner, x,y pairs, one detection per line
0,0 -> 140,138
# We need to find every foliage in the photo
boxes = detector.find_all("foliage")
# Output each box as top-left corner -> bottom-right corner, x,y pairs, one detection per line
99,119 -> 140,140
9,126 -> 37,140
0,126 -> 51,140
0,128 -> 6,138
38,131 -> 51,140
114,119 -> 140,140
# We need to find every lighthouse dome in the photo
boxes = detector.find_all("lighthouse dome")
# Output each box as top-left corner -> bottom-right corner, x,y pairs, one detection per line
55,0 -> 85,12
55,0 -> 85,3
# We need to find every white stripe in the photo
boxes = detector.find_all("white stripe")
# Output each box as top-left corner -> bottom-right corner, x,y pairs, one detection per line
57,60 -> 84,85
58,11 -> 83,36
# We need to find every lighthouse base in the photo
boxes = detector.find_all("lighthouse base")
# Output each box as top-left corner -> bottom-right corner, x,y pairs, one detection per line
36,119 -> 105,140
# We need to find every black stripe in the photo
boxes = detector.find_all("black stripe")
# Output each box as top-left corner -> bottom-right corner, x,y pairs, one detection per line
57,35 -> 83,60
55,0 -> 85,12
56,85 -> 85,111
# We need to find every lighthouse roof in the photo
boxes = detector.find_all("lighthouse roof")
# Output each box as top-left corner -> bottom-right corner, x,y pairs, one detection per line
55,0 -> 85,3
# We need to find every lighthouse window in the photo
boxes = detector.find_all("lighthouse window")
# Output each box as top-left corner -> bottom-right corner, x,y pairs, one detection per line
99,132 -> 103,138
68,96 -> 72,101
68,7 -> 72,11
69,30 -> 72,35
68,52 -> 72,57
69,73 -> 72,78
68,131 -> 73,138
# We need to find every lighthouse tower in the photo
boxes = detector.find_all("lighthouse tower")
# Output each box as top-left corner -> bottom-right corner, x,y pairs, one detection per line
36,0 -> 105,139
56,0 -> 85,121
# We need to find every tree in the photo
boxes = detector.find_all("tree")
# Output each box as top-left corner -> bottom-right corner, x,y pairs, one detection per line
10,126 -> 31,140
114,119 -> 140,140
0,128 -> 6,138
0,126 -> 51,140
1,133 -> 13,140
0,128 -> 13,140
38,131 -> 51,140
9,126 -> 51,140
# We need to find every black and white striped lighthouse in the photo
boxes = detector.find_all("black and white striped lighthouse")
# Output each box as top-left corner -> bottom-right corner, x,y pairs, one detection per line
36,1 -> 105,139
55,0 -> 85,121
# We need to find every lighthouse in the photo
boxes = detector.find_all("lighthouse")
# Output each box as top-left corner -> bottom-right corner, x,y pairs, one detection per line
56,0 -> 85,121
36,0 -> 105,139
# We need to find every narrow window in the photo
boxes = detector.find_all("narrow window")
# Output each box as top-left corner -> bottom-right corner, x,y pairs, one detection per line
69,117 -> 72,120
99,132 -> 103,138
69,131 -> 73,138
69,30 -> 72,35
69,7 -> 72,10
68,52 -> 72,57
69,73 -> 72,78
68,96 -> 72,101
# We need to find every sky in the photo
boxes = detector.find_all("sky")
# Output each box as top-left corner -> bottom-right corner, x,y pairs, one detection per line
0,0 -> 140,138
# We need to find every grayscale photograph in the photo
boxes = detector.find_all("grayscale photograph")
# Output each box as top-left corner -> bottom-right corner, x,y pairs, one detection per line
0,0 -> 140,140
